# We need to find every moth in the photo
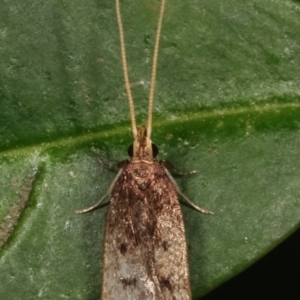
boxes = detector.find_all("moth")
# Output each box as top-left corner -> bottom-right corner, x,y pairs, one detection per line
76,0 -> 213,299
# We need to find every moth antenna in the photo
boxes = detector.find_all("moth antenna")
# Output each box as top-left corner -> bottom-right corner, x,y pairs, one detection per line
147,0 -> 166,138
116,0 -> 137,137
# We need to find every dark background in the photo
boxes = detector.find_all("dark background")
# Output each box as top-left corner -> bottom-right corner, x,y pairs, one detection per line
201,228 -> 300,299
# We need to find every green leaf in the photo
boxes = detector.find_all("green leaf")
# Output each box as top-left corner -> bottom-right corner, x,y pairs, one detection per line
1,0 -> 300,299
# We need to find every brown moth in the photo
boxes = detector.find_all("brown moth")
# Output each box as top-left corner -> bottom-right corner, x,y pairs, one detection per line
76,0 -> 213,299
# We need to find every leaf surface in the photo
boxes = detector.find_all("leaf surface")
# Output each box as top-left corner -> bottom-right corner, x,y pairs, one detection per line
0,0 -> 300,299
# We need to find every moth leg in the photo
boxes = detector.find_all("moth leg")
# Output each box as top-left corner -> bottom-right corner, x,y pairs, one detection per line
98,158 -> 129,171
163,167 -> 214,215
91,147 -> 128,171
75,168 -> 124,214
75,193 -> 110,214
176,189 -> 214,215
160,159 -> 197,175
97,158 -> 119,171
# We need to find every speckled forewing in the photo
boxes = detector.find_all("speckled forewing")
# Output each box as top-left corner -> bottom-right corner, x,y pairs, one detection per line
101,161 -> 191,300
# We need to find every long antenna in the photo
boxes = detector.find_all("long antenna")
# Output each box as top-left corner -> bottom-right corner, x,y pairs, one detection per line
116,0 -> 137,138
147,0 -> 166,138
116,0 -> 166,139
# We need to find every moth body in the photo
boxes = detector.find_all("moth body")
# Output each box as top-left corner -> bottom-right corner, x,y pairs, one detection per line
101,128 -> 191,300
101,127 -> 191,299
76,0 -> 213,299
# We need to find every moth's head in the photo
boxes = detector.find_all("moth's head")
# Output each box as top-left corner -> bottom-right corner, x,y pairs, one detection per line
128,126 -> 158,160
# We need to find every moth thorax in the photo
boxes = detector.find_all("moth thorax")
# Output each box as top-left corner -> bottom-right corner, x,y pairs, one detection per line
132,127 -> 153,161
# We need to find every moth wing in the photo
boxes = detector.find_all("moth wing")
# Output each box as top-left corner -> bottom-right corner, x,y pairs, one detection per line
101,163 -> 191,300
152,166 -> 191,299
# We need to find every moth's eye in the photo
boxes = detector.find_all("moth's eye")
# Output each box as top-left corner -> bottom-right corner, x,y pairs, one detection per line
127,144 -> 133,157
128,143 -> 158,157
152,143 -> 159,158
